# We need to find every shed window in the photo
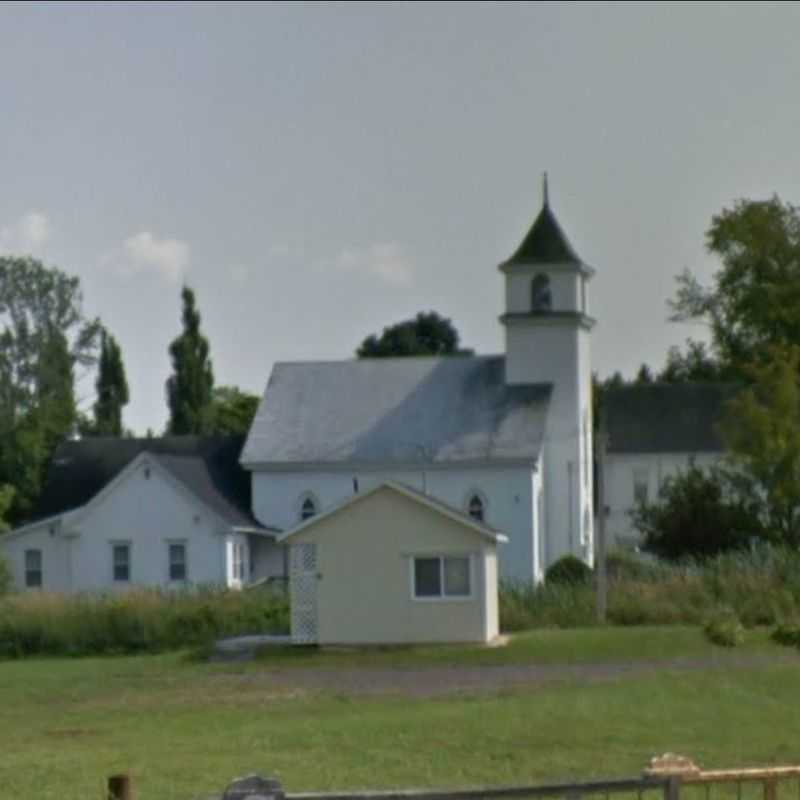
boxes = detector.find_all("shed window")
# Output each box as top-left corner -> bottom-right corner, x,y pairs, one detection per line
169,543 -> 187,582
467,493 -> 485,522
24,549 -> 42,588
112,543 -> 130,582
531,274 -> 552,311
413,556 -> 471,599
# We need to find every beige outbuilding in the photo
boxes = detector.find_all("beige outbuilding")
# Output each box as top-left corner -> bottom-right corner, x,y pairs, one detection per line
279,481 -> 506,645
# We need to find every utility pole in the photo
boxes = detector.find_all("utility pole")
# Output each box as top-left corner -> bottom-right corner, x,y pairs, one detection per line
595,414 -> 609,624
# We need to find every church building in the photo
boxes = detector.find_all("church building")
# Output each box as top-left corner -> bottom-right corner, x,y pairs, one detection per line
242,181 -> 596,584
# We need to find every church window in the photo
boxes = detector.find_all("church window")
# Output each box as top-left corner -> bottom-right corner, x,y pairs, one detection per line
466,491 -> 486,522
299,495 -> 318,521
531,274 -> 552,311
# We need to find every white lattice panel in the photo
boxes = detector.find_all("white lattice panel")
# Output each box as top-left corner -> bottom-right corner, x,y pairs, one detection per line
290,542 -> 317,573
290,544 -> 318,644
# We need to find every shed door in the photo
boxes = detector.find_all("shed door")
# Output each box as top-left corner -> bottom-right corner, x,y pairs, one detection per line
289,543 -> 318,644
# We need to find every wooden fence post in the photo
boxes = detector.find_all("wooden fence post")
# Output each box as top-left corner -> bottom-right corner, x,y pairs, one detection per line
108,773 -> 133,800
764,779 -> 778,800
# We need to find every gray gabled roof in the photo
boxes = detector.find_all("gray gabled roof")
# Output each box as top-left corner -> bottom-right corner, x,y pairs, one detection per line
241,356 -> 551,467
604,382 -> 740,454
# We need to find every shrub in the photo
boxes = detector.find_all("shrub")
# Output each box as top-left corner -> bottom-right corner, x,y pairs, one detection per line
772,623 -> 800,648
631,463 -> 763,561
704,608 -> 745,647
545,555 -> 592,585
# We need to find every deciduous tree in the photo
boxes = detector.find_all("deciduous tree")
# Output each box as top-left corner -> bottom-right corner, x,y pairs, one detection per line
719,345 -> 800,547
0,256 -> 100,521
357,311 -> 472,358
207,386 -> 259,436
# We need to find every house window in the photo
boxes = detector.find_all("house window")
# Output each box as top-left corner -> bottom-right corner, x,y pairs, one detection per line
467,493 -> 485,522
112,543 -> 131,582
299,494 -> 318,521
24,549 -> 42,588
633,468 -> 649,505
412,556 -> 471,599
169,542 -> 187,582
531,274 -> 552,311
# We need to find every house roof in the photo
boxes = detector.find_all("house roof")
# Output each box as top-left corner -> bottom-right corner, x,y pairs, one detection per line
30,435 -> 267,529
278,481 -> 508,544
241,355 -> 552,467
604,382 -> 739,454
501,201 -> 583,267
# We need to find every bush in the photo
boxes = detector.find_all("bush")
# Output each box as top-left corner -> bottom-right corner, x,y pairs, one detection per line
545,555 -> 592,585
704,608 -> 745,647
0,586 -> 289,659
631,463 -> 762,561
772,623 -> 800,648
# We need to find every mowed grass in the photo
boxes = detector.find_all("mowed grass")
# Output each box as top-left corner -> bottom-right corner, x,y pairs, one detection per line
251,625 -> 781,669
2,627 -> 800,800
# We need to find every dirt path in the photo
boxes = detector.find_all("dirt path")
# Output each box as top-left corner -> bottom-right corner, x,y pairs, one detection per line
216,653 -> 800,697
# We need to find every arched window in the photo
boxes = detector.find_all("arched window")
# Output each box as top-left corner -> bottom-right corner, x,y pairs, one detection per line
467,492 -> 485,522
531,274 -> 552,311
299,494 -> 318,521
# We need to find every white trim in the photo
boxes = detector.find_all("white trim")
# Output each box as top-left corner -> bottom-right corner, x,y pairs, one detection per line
277,481 -> 508,544
409,553 -> 475,602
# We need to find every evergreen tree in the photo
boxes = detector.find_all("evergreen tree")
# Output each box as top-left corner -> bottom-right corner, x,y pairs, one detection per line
166,286 -> 214,435
91,329 -> 129,436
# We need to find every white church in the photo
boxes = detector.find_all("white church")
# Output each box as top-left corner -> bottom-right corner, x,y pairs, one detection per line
1,188 -> 598,596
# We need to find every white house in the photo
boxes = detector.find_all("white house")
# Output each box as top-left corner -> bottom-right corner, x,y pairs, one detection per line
242,186 -> 596,585
280,481 -> 505,645
0,437 -> 279,592
603,382 -> 734,546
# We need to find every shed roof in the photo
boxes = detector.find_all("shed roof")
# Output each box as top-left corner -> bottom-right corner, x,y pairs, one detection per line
30,435 -> 265,529
604,382 -> 739,454
241,355 -> 551,467
278,481 -> 508,544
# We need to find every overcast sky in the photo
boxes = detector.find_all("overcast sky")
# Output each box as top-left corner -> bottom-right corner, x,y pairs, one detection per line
2,1 -> 798,434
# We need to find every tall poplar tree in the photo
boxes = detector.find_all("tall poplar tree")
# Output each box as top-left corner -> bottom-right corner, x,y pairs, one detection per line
92,329 -> 129,436
166,286 -> 214,435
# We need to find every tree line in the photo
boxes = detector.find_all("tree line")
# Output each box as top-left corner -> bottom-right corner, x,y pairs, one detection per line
0,263 -> 259,529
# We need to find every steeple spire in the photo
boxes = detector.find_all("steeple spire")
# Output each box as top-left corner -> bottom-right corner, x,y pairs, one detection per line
543,172 -> 549,208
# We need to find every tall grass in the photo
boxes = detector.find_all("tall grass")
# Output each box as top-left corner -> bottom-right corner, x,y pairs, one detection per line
500,547 -> 800,631
0,586 -> 288,658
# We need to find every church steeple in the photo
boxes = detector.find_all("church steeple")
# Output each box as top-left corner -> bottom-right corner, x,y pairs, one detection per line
500,176 -> 587,270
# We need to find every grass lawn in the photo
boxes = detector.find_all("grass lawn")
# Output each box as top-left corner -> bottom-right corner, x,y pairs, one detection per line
1,626 -> 799,800
251,625 -> 782,668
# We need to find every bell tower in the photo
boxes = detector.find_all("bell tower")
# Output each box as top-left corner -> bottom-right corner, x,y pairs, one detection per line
499,176 -> 596,567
